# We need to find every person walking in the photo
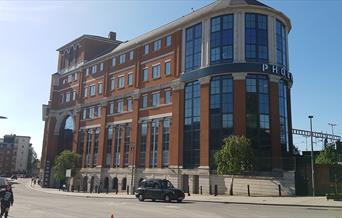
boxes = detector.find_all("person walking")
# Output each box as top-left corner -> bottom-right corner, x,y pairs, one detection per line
0,185 -> 14,218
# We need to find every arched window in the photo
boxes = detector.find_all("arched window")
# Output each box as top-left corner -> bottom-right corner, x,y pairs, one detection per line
58,115 -> 74,154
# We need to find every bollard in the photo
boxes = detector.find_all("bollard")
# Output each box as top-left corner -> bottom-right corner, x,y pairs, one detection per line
187,185 -> 191,196
127,186 -> 130,195
278,184 -> 281,197
214,184 -> 218,196
247,184 -> 250,197
200,186 -> 202,195
209,184 -> 212,195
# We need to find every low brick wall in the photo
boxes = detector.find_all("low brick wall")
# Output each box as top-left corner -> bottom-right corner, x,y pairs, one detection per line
209,171 -> 295,196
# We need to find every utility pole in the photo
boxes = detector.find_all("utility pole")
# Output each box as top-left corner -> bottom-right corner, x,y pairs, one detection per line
308,115 -> 315,196
328,123 -> 336,142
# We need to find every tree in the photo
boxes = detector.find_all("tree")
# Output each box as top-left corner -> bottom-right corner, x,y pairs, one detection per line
315,144 -> 337,165
214,135 -> 255,175
52,150 -> 81,181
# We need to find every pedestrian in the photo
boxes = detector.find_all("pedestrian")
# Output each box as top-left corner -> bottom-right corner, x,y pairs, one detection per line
0,185 -> 14,218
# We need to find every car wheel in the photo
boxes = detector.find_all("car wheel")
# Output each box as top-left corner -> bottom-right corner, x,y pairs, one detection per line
177,199 -> 182,203
138,194 -> 145,201
164,194 -> 171,202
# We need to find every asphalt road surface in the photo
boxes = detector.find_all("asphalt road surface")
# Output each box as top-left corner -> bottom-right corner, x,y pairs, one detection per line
7,180 -> 342,218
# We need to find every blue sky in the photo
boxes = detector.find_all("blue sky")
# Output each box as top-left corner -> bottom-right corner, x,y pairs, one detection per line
0,0 -> 341,158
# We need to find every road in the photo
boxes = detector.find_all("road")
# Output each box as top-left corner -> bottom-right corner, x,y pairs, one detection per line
7,180 -> 342,218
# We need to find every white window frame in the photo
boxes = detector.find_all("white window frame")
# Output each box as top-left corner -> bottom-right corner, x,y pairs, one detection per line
89,107 -> 95,119
129,51 -> 134,60
152,64 -> 161,79
166,35 -> 172,47
154,39 -> 161,51
89,84 -> 96,96
85,68 -> 90,76
127,98 -> 132,111
165,90 -> 171,104
98,82 -> 103,95
143,68 -> 148,82
82,109 -> 87,120
117,100 -> 123,113
128,73 -> 133,86
144,44 -> 149,55
118,76 -> 125,89
119,54 -> 126,64
72,91 -> 76,101
111,78 -> 115,90
142,95 -> 148,108
109,102 -> 114,115
83,87 -> 88,97
165,61 -> 171,75
92,65 -> 97,74
100,62 -> 104,71
112,57 -> 116,66
65,92 -> 70,102
152,92 -> 160,106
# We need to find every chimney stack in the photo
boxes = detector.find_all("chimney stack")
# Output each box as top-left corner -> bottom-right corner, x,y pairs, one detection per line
108,32 -> 117,41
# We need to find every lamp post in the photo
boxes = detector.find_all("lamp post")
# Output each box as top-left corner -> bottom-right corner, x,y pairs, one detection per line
328,123 -> 336,142
130,143 -> 136,195
308,115 -> 315,196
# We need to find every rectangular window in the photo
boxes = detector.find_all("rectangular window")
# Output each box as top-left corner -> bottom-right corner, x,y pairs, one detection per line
165,61 -> 171,75
185,23 -> 202,72
110,78 -> 115,90
119,54 -> 126,64
109,101 -> 114,115
124,125 -> 131,167
139,122 -> 147,167
166,35 -> 171,47
165,90 -> 171,104
129,51 -> 134,60
128,73 -> 133,86
276,20 -> 287,67
154,39 -> 161,51
83,87 -> 88,97
89,107 -> 95,119
85,68 -> 90,76
65,92 -> 70,102
245,13 -> 268,62
127,98 -> 132,111
100,63 -> 104,71
144,44 -> 149,55
95,105 -> 101,117
152,92 -> 160,106
210,15 -> 234,64
143,68 -> 148,81
150,120 -> 159,168
89,84 -> 96,96
112,57 -> 116,66
82,109 -> 87,120
118,76 -> 125,88
152,64 -> 160,79
142,95 -> 148,108
72,91 -> 76,101
92,65 -> 97,74
162,119 -> 170,167
67,74 -> 72,83
98,83 -> 102,95
117,100 -> 123,113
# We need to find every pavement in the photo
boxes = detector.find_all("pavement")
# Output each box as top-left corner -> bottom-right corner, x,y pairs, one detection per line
26,179 -> 342,209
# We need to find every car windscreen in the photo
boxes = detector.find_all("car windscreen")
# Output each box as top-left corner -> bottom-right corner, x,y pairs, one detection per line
161,180 -> 174,189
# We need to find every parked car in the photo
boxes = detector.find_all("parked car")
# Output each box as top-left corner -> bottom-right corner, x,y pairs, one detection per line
135,179 -> 185,202
11,175 -> 17,180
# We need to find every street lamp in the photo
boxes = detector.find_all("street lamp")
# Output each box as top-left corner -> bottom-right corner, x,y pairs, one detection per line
328,123 -> 336,142
308,115 -> 315,196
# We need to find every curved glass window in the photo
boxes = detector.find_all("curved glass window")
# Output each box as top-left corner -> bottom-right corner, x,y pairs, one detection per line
183,81 -> 200,168
279,80 -> 289,152
246,75 -> 271,170
245,13 -> 268,62
105,126 -> 113,167
139,121 -> 147,167
276,20 -> 287,67
93,128 -> 100,167
209,76 -> 233,168
185,23 -> 202,72
210,15 -> 234,64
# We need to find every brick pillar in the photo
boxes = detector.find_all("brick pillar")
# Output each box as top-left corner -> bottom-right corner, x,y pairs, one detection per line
157,119 -> 164,168
130,94 -> 140,166
72,110 -> 81,153
120,125 -> 125,168
145,121 -> 152,168
199,76 -> 210,168
97,102 -> 108,167
269,75 -> 282,170
169,82 -> 184,168
111,126 -> 116,168
233,73 -> 247,136
90,129 -> 95,167
82,130 -> 88,168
